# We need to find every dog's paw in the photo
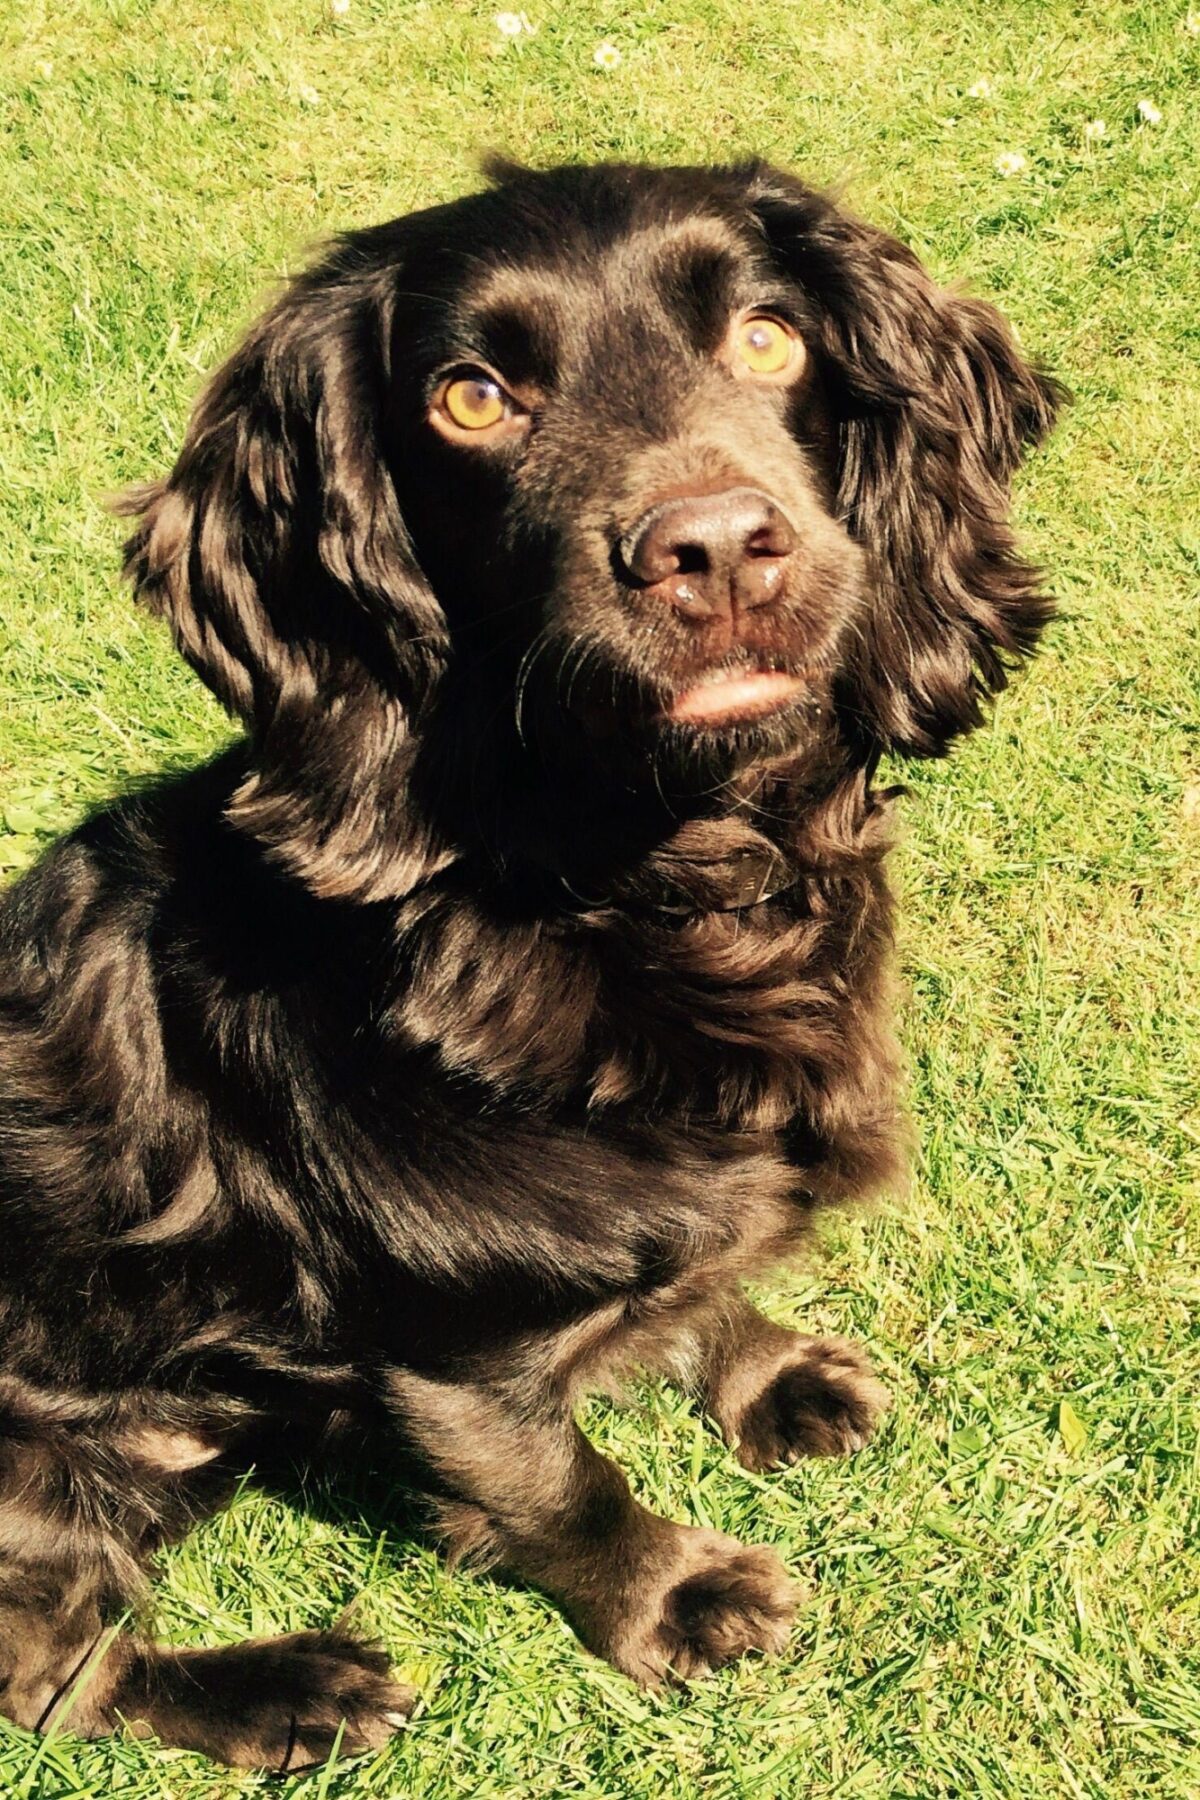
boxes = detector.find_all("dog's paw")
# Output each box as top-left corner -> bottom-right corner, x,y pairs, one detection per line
256,1632 -> 416,1771
603,1531 -> 796,1686
123,1628 -> 416,1771
732,1336 -> 890,1471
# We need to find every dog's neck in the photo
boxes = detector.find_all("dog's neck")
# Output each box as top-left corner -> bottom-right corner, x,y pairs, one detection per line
552,822 -> 802,919
390,696 -> 895,921
474,747 -> 890,920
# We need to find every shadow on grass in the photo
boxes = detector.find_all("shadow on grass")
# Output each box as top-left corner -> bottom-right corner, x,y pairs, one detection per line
242,1422 -> 441,1561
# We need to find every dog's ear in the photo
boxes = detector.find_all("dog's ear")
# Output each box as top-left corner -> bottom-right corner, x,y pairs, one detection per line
747,166 -> 1063,757
118,246 -> 450,900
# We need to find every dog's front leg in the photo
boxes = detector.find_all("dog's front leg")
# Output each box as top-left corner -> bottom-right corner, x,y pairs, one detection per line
388,1367 -> 795,1685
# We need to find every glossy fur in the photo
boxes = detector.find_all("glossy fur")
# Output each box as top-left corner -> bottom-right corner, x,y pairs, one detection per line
0,159 -> 1059,1769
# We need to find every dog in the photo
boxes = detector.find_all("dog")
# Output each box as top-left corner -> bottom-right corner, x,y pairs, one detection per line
0,158 -> 1060,1770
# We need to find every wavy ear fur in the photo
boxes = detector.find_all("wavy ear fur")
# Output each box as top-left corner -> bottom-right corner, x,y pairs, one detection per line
748,167 -> 1063,757
118,243 -> 450,901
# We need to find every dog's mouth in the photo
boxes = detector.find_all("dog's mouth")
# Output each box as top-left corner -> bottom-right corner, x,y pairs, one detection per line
666,667 -> 809,727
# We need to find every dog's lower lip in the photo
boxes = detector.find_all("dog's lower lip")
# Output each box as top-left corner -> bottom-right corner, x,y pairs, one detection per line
667,671 -> 808,725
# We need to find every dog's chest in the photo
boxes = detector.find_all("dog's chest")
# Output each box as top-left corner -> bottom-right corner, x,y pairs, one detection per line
392,882 -> 887,1135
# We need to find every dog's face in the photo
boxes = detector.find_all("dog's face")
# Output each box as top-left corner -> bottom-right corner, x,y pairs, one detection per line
386,168 -> 862,775
122,160 -> 1060,899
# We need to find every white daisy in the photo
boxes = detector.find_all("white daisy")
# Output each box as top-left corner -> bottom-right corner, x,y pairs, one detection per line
1083,118 -> 1107,142
966,78 -> 992,99
1137,98 -> 1162,124
995,150 -> 1027,177
593,41 -> 622,70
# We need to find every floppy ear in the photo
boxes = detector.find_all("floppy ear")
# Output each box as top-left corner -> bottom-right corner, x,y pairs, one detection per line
118,244 -> 450,900
748,166 -> 1063,757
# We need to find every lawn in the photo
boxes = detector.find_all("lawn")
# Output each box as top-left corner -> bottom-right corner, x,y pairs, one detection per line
1,1 -> 1198,1795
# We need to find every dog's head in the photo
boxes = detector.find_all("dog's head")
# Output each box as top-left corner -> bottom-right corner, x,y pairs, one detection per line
122,160 -> 1060,900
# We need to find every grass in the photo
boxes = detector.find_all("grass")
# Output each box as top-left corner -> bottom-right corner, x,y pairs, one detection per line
1,0 -> 1198,1794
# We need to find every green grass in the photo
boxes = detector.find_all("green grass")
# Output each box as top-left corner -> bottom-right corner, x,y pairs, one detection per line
2,1 -> 1198,1795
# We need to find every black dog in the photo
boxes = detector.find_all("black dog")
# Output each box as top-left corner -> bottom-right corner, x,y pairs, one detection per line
0,159 -> 1059,1770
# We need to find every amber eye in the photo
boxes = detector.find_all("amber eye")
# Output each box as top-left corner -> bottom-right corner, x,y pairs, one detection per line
734,315 -> 801,378
439,374 -> 510,431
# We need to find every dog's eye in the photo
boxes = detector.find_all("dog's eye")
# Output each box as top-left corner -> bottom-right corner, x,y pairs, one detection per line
733,316 -> 802,379
439,374 -> 510,431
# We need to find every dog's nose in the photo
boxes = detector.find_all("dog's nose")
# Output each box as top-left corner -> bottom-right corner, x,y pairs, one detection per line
620,488 -> 797,618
